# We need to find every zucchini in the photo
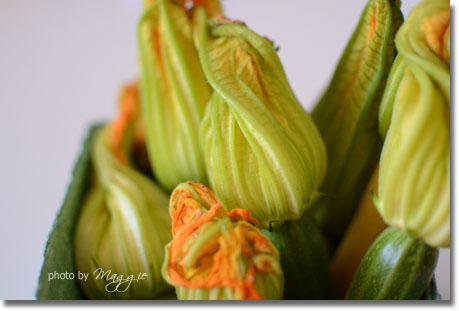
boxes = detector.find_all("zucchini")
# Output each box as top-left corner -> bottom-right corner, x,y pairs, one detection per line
420,276 -> 442,300
345,227 -> 438,300
37,125 -> 102,299
331,167 -> 387,298
262,211 -> 334,300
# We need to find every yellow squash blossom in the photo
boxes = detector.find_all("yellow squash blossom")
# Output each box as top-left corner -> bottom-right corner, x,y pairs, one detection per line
74,84 -> 173,299
376,0 -> 450,248
196,10 -> 327,228
138,0 -> 222,191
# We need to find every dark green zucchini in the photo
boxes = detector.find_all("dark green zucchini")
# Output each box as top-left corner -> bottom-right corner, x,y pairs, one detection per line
36,125 -> 102,299
421,276 -> 442,300
345,227 -> 438,300
262,211 -> 334,300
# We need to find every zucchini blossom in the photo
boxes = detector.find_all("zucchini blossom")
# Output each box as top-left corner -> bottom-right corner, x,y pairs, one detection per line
376,0 -> 450,247
196,10 -> 327,228
74,83 -> 173,299
162,181 -> 284,300
138,0 -> 222,191
310,0 -> 403,242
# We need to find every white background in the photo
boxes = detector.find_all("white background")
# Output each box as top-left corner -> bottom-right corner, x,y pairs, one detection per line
0,0 -> 451,301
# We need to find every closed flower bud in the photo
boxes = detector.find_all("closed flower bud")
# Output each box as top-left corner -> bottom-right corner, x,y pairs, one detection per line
138,0 -> 222,191
163,182 -> 284,300
376,0 -> 450,248
311,0 -> 403,243
195,10 -> 327,228
74,84 -> 173,299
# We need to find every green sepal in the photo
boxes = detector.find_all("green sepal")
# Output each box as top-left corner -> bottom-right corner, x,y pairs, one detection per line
345,227 -> 438,300
378,54 -> 406,139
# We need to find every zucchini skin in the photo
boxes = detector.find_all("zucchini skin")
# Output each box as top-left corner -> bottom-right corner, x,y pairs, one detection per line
37,125 -> 102,299
262,211 -> 334,300
420,276 -> 442,300
345,227 -> 438,300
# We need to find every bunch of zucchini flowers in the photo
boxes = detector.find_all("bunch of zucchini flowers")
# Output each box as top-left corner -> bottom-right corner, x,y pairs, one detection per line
65,0 -> 450,300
